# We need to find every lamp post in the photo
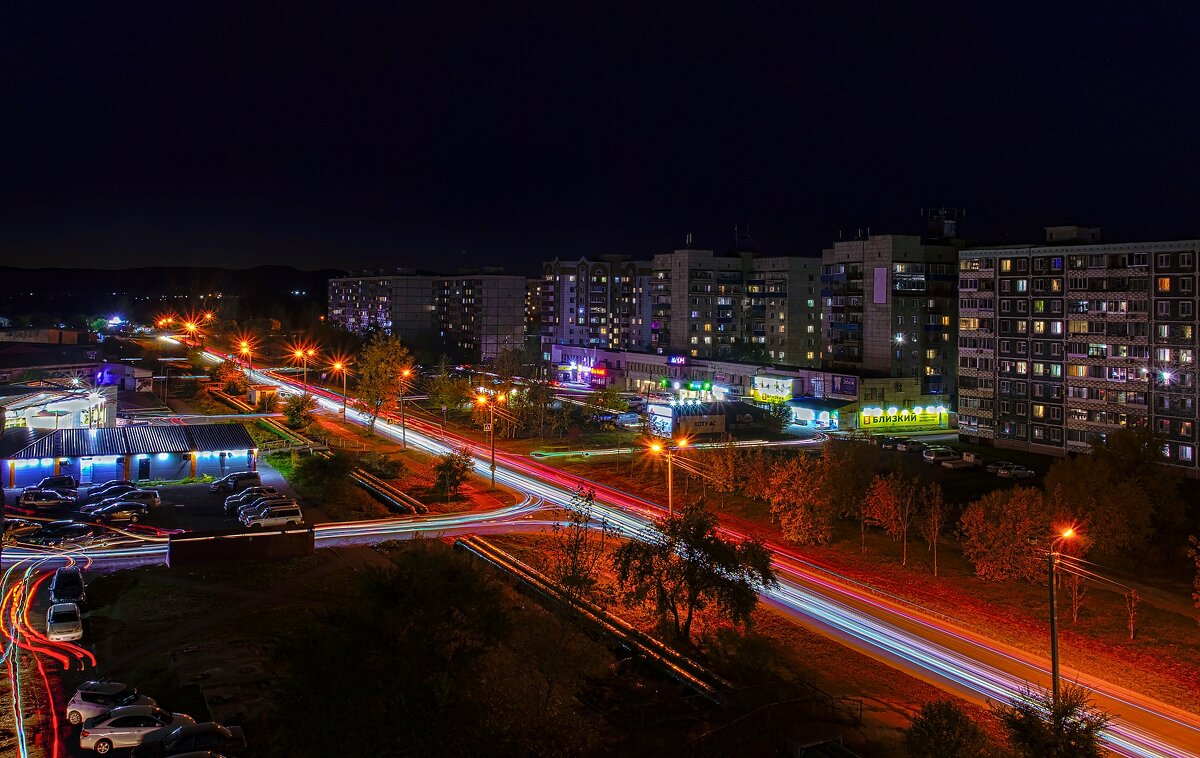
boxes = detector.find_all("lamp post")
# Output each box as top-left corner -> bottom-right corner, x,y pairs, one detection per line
399,367 -> 412,450
332,362 -> 349,416
294,348 -> 316,388
476,393 -> 505,489
240,341 -> 252,373
1049,527 -> 1077,707
648,437 -> 688,516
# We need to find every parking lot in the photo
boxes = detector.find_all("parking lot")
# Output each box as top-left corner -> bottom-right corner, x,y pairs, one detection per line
3,462 -> 300,542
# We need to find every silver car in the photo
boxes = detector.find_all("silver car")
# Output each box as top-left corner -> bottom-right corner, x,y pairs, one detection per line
46,602 -> 83,642
66,681 -> 156,726
80,705 -> 194,754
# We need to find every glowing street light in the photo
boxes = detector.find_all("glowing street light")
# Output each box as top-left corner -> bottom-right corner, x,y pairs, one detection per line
477,392 -> 506,488
239,340 -> 253,372
293,347 -> 317,387
398,367 -> 413,450
1048,526 -> 1079,706
647,437 -> 689,516
331,360 -> 351,416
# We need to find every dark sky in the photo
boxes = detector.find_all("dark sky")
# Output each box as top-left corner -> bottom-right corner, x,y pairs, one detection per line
4,1 -> 1198,273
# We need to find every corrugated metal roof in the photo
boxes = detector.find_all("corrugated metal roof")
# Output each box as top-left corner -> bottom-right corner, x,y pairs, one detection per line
186,423 -> 255,452
0,427 -> 54,458
1,423 -> 258,460
58,427 -> 130,457
122,425 -> 191,454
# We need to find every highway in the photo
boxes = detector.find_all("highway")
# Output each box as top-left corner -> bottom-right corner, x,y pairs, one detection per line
4,356 -> 1199,757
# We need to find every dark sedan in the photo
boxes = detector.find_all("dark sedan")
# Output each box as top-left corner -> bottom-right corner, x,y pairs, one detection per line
19,520 -> 95,546
130,722 -> 246,757
86,501 -> 151,524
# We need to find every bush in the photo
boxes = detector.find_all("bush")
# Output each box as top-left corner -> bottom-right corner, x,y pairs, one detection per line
358,452 -> 403,479
906,699 -> 991,758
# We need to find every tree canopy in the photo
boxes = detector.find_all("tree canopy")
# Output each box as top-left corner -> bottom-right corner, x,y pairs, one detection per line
356,335 -> 413,431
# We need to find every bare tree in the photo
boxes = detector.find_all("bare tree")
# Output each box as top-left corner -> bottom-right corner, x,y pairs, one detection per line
1189,535 -> 1200,627
917,482 -> 949,577
863,472 -> 918,565
1065,572 -> 1087,624
1125,589 -> 1142,641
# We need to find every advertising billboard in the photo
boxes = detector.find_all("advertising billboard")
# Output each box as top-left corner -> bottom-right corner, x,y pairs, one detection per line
676,414 -> 726,436
859,405 -> 947,431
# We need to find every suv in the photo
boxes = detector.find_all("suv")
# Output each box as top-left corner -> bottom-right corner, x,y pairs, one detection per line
242,502 -> 303,528
210,471 -> 262,493
922,447 -> 959,463
66,681 -> 156,726
37,475 -> 78,490
50,567 -> 86,604
17,489 -> 76,510
236,495 -> 294,520
224,486 -> 280,515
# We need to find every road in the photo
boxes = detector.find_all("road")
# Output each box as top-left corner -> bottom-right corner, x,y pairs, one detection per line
5,355 -> 1199,758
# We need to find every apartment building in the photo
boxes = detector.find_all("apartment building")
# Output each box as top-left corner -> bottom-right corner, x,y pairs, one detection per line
822,234 -> 960,397
957,227 -> 1200,472
328,270 -> 525,362
539,256 -> 653,354
646,249 -> 821,367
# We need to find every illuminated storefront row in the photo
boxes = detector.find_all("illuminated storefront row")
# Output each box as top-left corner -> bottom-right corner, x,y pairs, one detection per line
858,404 -> 949,431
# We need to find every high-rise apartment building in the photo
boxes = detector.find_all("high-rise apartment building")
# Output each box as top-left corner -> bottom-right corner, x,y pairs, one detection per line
328,270 -> 525,363
957,227 -> 1200,472
646,249 -> 821,367
539,256 -> 653,354
822,234 -> 960,396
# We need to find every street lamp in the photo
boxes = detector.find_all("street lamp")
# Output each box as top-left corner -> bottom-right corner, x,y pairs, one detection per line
648,437 -> 688,516
240,340 -> 253,373
293,348 -> 316,387
331,361 -> 350,416
1048,526 -> 1078,707
399,367 -> 412,450
476,393 -> 506,489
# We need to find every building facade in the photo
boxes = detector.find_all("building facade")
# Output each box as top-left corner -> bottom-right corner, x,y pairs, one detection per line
957,228 -> 1200,472
539,256 -> 653,354
645,249 -> 822,367
327,271 -> 525,362
822,234 -> 960,397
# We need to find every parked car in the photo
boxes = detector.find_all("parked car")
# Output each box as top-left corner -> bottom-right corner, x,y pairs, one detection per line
67,681 -> 157,726
223,486 -> 280,515
896,440 -> 926,452
87,501 -> 151,524
87,480 -> 136,498
242,502 -> 303,529
24,521 -> 95,548
236,496 -> 294,520
17,489 -> 76,510
210,471 -> 262,493
998,465 -> 1035,479
50,566 -> 87,603
46,602 -> 84,642
37,474 -> 78,490
985,460 -> 1015,474
80,705 -> 194,754
131,722 -> 247,757
922,447 -> 959,463
83,483 -> 137,504
879,436 -> 908,449
82,490 -> 161,513
2,517 -> 41,543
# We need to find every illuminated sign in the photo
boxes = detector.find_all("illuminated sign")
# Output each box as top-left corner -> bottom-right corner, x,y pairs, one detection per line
590,367 -> 606,376
859,405 -> 947,430
677,414 -> 726,435
686,380 -> 712,391
668,356 -> 688,365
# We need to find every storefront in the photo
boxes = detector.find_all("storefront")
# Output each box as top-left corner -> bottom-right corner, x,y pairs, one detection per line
856,404 -> 950,433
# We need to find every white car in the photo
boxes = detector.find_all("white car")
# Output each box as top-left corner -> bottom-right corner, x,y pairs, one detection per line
80,705 -> 194,754
242,502 -> 303,528
66,681 -> 156,726
46,603 -> 83,642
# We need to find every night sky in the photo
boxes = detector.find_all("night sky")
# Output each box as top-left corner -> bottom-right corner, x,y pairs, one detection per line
5,1 -> 1198,273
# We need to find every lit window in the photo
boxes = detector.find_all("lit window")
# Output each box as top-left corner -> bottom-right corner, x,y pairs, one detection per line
1158,277 -> 1171,292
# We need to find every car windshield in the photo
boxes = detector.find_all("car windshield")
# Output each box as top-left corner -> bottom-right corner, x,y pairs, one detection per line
50,608 -> 79,623
117,687 -> 139,705
57,574 -> 82,590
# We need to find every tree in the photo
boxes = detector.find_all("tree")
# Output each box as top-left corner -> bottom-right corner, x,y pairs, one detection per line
434,446 -> 474,500
612,499 -> 776,644
960,487 -> 1050,582
543,486 -> 614,712
905,699 -> 991,758
863,472 -> 918,565
282,392 -> 317,429
918,482 -> 950,577
822,438 -> 881,551
518,380 -> 556,440
993,683 -> 1110,758
586,385 -> 627,414
767,454 -> 836,545
760,402 -> 792,434
355,335 -> 413,432
1065,572 -> 1087,624
492,347 -> 525,382
1088,427 -> 1184,557
1189,535 -> 1200,626
293,451 -> 355,499
1044,454 -> 1154,563
1124,589 -> 1142,641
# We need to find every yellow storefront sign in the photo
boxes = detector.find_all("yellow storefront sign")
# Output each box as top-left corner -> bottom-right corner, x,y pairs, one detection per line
859,405 -> 947,431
